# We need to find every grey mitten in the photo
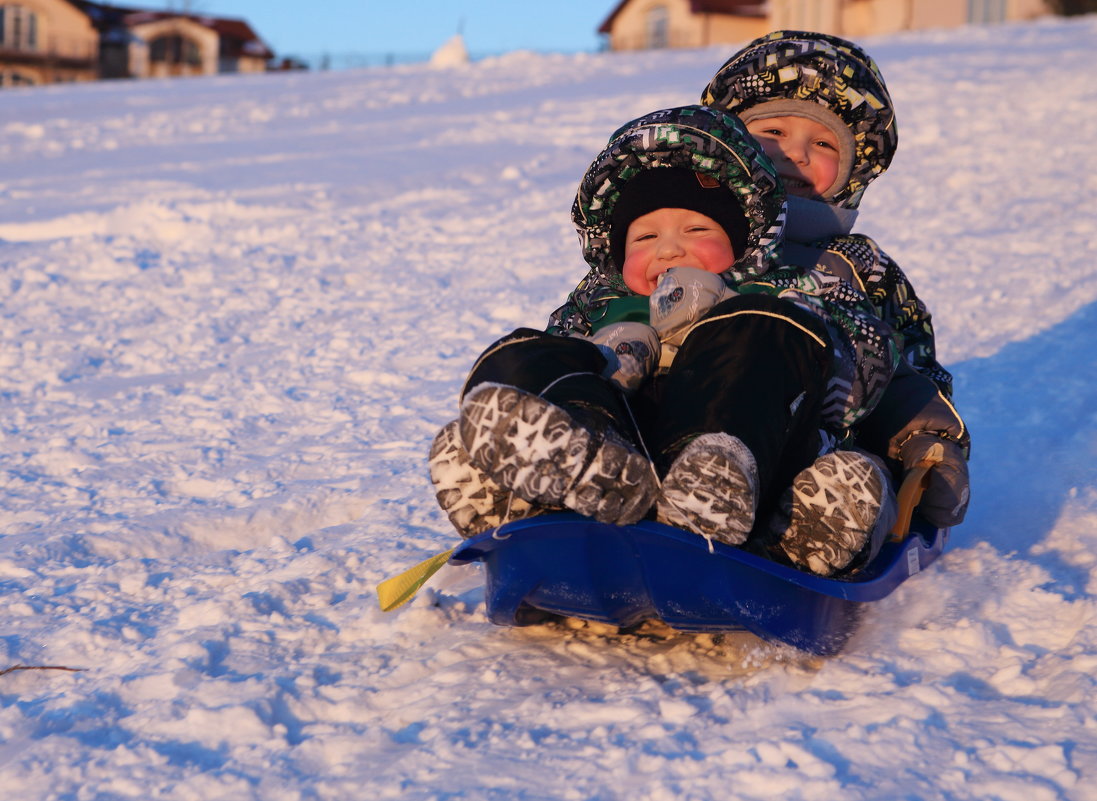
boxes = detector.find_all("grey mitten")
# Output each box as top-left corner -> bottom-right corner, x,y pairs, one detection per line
899,432 -> 970,528
649,267 -> 735,368
587,321 -> 660,393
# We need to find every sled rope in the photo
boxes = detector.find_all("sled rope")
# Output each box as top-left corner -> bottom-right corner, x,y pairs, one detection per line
378,498 -> 527,612
377,547 -> 457,612
889,442 -> 944,541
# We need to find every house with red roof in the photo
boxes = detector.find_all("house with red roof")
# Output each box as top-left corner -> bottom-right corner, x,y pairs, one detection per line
597,0 -> 1055,52
0,0 -> 274,88
598,1 -> 769,51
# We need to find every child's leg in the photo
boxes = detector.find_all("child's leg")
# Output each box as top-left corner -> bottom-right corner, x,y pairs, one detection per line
650,293 -> 894,571
458,329 -> 657,525
780,449 -> 896,575
652,294 -> 832,507
429,328 -> 598,536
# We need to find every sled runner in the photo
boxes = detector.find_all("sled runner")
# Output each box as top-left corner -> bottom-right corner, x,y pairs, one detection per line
379,455 -> 946,656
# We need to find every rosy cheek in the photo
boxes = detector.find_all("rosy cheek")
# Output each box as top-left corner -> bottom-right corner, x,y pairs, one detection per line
621,254 -> 653,295
814,155 -> 840,192
695,241 -> 736,273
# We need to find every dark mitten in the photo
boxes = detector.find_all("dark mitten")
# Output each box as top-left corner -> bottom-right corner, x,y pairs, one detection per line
899,433 -> 970,528
856,361 -> 971,528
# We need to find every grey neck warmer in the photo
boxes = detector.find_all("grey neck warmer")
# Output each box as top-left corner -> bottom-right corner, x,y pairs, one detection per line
784,195 -> 859,244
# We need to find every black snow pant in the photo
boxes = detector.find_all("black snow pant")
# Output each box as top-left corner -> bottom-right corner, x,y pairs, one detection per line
461,293 -> 833,534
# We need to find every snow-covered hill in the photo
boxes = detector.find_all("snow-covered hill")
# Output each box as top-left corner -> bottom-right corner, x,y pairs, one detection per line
2,16 -> 1096,800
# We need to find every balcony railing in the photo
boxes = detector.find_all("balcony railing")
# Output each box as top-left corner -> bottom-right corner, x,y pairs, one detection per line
0,38 -> 97,69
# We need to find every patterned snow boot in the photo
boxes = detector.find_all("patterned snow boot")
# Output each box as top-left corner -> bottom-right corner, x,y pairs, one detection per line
655,433 -> 759,546
428,420 -> 541,538
780,450 -> 897,576
458,382 -> 658,526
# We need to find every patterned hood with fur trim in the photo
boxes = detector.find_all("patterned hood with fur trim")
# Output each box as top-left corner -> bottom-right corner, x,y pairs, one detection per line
701,30 -> 897,209
547,105 -> 899,431
548,105 -> 786,336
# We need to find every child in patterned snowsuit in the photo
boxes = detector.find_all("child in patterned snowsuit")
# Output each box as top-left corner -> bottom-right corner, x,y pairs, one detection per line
700,30 -> 970,530
430,105 -> 901,576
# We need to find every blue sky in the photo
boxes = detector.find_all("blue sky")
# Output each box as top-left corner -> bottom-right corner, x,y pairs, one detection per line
171,1 -> 615,61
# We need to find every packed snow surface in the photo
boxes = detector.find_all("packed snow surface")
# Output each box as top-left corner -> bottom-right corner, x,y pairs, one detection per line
2,16 -> 1097,801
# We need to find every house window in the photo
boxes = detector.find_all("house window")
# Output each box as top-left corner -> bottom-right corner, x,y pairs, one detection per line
647,5 -> 669,49
0,5 -> 39,51
968,0 -> 1007,23
150,34 -> 202,66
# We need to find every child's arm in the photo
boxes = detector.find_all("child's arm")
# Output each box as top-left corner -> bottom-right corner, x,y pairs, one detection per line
544,273 -> 660,393
545,270 -> 631,338
819,235 -> 954,398
651,266 -> 901,432
585,322 -> 659,393
647,267 -> 736,370
855,362 -> 970,528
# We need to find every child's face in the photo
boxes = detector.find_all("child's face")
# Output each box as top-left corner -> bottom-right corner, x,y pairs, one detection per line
621,208 -> 736,296
745,116 -> 840,199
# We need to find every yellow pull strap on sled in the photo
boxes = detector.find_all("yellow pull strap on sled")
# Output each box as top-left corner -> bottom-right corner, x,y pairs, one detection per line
376,547 -> 457,612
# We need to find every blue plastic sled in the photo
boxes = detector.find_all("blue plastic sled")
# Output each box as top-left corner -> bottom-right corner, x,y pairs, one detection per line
450,512 -> 947,656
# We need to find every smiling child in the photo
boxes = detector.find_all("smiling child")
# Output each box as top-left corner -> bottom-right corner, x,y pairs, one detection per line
703,31 -> 971,533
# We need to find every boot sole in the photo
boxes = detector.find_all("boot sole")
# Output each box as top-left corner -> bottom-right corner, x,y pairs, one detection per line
656,433 -> 757,546
459,384 -> 656,526
783,451 -> 885,575
429,420 -> 536,537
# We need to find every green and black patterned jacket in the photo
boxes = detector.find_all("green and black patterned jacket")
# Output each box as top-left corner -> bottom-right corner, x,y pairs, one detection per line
545,105 -> 899,432
701,29 -> 954,398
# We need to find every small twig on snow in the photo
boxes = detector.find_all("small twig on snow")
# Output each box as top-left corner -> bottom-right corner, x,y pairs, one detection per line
0,664 -> 86,678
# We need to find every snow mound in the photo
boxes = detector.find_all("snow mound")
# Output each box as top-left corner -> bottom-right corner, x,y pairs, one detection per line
429,33 -> 470,68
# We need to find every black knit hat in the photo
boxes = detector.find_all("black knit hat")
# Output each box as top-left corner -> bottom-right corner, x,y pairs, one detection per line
609,167 -> 749,271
